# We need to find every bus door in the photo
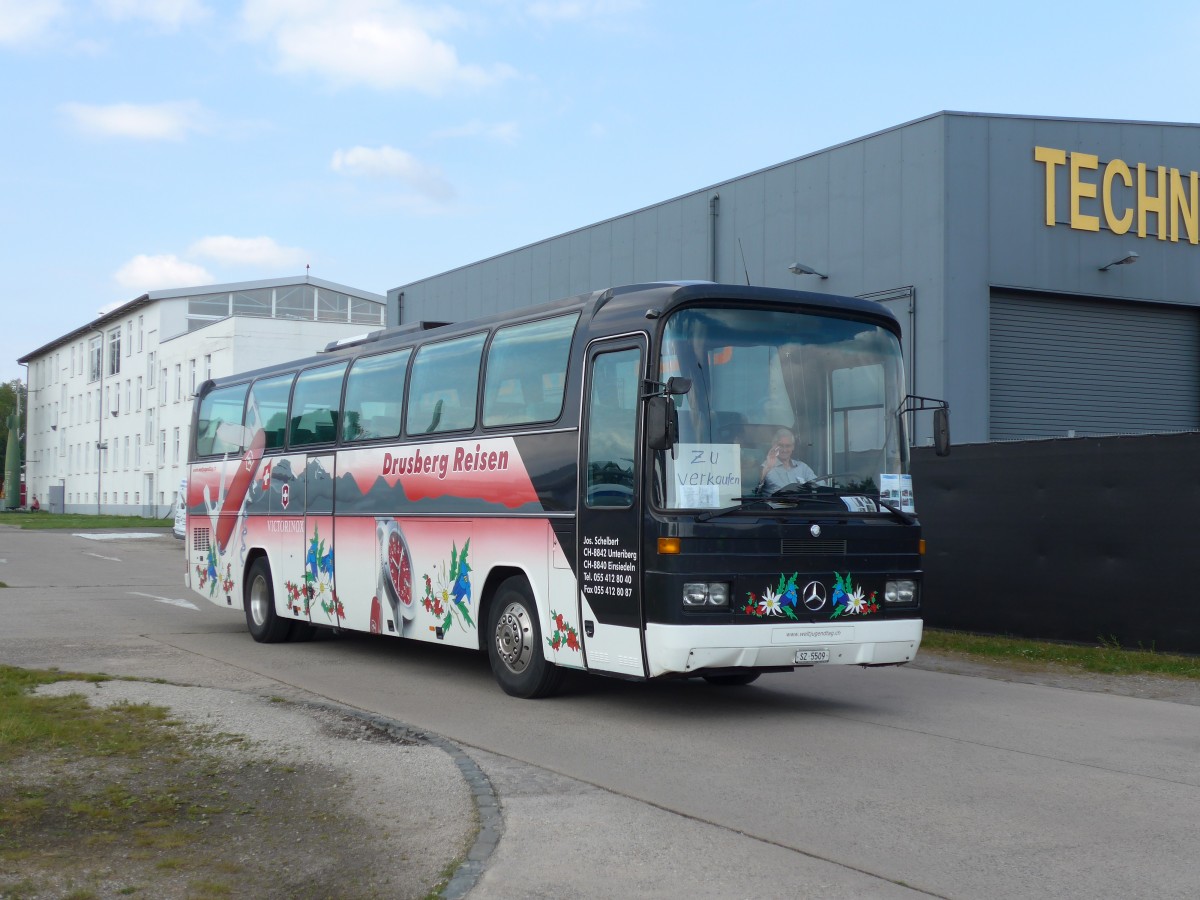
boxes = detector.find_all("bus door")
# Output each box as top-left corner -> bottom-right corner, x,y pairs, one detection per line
301,452 -> 341,628
267,450 -> 306,620
577,339 -> 647,678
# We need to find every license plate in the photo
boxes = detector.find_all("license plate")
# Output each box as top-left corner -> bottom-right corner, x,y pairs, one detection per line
794,648 -> 830,664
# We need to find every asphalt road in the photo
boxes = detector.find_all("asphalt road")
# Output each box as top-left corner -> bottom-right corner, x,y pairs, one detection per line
1,527 -> 1197,899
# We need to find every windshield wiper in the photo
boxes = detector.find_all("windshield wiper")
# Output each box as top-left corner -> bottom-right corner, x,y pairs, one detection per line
774,479 -> 918,525
695,489 -> 842,522
694,479 -> 917,524
875,497 -> 916,525
695,495 -> 775,522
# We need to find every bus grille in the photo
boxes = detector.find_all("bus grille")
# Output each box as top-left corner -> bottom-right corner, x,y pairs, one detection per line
782,539 -> 847,555
193,528 -> 210,551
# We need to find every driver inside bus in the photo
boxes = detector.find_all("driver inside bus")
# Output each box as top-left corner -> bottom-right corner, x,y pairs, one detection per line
758,428 -> 816,495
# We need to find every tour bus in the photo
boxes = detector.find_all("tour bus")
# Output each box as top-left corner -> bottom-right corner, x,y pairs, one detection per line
184,282 -> 949,697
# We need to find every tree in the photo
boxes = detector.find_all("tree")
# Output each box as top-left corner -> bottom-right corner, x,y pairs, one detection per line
0,379 -> 27,484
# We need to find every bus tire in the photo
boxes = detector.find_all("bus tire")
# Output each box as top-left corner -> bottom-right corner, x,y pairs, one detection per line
487,577 -> 563,699
702,672 -> 761,686
244,557 -> 291,643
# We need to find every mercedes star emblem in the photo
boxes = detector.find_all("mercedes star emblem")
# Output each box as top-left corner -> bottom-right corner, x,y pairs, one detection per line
802,580 -> 827,611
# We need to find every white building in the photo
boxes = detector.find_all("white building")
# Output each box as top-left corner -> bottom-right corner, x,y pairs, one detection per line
18,276 -> 387,516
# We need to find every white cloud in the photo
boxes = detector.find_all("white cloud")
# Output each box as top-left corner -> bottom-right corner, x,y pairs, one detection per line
240,0 -> 515,93
114,254 -> 214,291
95,0 -> 210,31
331,145 -> 455,201
0,0 -> 65,44
61,100 -> 209,141
525,0 -> 641,23
432,120 -> 519,144
189,235 -> 306,268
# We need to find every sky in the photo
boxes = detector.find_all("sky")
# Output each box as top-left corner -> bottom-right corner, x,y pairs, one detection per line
4,0 -> 1200,384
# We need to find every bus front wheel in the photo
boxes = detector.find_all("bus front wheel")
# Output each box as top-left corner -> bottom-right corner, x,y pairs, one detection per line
487,578 -> 563,699
244,557 -> 291,643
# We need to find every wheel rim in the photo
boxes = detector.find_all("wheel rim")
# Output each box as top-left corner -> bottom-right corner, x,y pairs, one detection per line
495,601 -> 533,675
249,574 -> 270,627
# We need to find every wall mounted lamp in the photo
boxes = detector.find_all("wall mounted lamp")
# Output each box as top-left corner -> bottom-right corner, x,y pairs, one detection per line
788,261 -> 828,279
1099,251 -> 1138,272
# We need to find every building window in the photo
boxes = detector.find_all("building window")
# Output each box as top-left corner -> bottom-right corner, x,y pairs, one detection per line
159,430 -> 166,466
174,364 -> 181,402
160,368 -> 167,405
88,336 -> 101,382
136,376 -> 143,411
172,427 -> 180,464
125,321 -> 132,357
204,353 -> 212,381
135,436 -> 142,468
125,379 -> 131,414
146,408 -> 155,442
137,315 -> 144,352
124,436 -> 130,470
147,352 -> 156,387
107,328 -> 121,376
189,359 -> 196,396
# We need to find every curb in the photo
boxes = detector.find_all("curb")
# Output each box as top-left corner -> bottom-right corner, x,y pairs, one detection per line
299,700 -> 500,899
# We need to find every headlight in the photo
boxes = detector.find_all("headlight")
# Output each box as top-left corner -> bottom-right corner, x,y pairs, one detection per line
682,582 -> 730,608
884,578 -> 918,605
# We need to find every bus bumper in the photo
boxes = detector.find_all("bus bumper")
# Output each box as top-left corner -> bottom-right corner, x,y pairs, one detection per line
643,619 -> 923,678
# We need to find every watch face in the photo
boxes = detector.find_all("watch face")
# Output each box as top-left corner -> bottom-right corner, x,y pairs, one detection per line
379,521 -> 415,620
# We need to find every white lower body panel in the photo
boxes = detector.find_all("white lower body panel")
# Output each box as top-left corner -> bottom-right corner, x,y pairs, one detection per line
644,619 -> 922,678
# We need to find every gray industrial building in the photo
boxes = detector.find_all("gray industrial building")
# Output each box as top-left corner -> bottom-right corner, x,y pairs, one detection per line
391,110 -> 1200,448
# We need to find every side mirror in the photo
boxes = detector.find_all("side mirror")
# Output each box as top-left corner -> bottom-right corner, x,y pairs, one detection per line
646,396 -> 679,451
933,407 -> 951,457
665,377 -> 692,396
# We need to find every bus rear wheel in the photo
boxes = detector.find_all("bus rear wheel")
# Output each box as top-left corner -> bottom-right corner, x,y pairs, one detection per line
244,557 -> 291,643
488,577 -> 563,699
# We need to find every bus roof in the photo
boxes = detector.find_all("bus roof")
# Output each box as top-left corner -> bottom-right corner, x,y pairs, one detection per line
198,281 -> 899,394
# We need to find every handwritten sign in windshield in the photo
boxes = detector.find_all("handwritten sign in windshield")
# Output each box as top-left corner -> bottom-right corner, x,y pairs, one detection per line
668,443 -> 742,509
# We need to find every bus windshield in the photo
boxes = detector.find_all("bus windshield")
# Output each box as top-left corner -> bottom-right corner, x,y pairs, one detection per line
656,306 -> 909,511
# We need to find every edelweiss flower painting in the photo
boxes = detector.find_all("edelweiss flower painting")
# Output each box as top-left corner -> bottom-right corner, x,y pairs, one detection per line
758,587 -> 783,616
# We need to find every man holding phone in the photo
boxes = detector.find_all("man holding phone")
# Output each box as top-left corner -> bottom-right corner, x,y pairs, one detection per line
759,427 -> 816,495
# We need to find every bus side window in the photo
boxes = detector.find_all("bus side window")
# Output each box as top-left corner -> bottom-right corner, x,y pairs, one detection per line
195,384 -> 248,457
288,362 -> 348,448
343,348 -> 410,442
246,373 -> 294,450
483,313 -> 579,427
406,333 -> 486,435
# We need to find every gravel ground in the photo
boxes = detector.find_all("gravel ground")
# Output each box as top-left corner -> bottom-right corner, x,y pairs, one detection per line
17,680 -> 478,900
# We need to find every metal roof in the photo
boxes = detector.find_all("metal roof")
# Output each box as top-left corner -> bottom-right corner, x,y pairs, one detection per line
17,275 -> 385,364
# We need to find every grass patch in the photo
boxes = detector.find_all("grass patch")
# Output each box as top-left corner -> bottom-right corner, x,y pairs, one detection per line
0,512 -> 170,530
922,629 -> 1200,679
0,664 -> 420,898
